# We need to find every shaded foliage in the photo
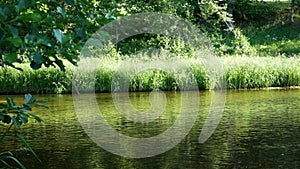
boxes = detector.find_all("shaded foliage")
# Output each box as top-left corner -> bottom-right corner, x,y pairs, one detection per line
0,0 -> 114,70
0,0 -> 236,70
0,94 -> 48,168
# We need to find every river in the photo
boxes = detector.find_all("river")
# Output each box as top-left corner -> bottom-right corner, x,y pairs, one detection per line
1,89 -> 300,168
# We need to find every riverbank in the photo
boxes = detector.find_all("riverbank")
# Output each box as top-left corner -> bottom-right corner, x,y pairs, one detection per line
1,56 -> 300,94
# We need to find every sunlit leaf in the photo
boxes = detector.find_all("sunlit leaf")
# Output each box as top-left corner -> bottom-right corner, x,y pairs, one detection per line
36,103 -> 49,109
24,94 -> 36,104
6,98 -> 15,108
53,29 -> 63,43
57,6 -> 66,18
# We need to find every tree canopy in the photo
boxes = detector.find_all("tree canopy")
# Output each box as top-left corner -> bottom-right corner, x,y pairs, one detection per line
0,0 -> 114,70
1,0 -> 294,71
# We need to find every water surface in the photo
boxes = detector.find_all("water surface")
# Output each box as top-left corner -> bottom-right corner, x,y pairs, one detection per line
1,89 -> 300,168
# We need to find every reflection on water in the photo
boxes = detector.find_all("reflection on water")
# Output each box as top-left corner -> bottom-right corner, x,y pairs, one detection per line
1,89 -> 300,168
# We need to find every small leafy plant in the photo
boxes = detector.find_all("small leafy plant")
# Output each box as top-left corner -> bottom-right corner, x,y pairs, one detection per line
0,94 -> 48,169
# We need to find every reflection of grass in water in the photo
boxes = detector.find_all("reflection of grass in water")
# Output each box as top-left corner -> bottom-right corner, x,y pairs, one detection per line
1,56 -> 300,94
98,92 -> 181,138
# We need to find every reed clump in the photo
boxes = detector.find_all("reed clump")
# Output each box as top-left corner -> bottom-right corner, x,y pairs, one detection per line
1,56 -> 300,94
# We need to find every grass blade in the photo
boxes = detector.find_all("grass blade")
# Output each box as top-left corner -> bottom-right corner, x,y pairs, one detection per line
16,134 -> 41,163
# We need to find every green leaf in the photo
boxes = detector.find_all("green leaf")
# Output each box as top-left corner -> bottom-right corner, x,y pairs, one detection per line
28,113 -> 43,123
7,36 -> 22,47
6,98 -> 15,108
76,28 -> 86,38
36,103 -> 49,109
24,33 -> 36,44
17,134 -> 41,163
0,6 -> 10,20
21,104 -> 32,112
19,113 -> 29,124
8,25 -> 19,37
33,52 -> 44,64
0,151 -> 13,156
24,94 -> 36,104
11,116 -> 22,127
62,33 -> 72,44
4,53 -> 17,63
53,29 -> 63,43
66,0 -> 74,6
16,0 -> 27,12
15,13 -> 42,22
57,6 -> 66,18
0,154 -> 26,169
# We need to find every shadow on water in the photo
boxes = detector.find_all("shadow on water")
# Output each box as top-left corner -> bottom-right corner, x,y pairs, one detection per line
1,89 -> 300,168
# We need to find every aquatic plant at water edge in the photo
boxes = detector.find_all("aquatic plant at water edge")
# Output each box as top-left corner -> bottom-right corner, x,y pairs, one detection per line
0,94 -> 48,168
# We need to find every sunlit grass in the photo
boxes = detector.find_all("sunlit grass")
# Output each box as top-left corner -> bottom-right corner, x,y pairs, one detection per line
1,55 -> 300,94
223,55 -> 300,89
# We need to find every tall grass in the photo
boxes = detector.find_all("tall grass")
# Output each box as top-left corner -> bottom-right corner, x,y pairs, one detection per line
0,65 -> 73,94
223,56 -> 300,89
1,56 -> 300,94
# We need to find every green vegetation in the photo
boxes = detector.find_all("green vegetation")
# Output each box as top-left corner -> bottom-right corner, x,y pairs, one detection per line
0,0 -> 299,168
1,56 -> 300,94
231,1 -> 300,56
0,0 -> 233,71
0,0 -> 299,94
0,94 -> 47,168
241,23 -> 300,56
223,55 -> 300,89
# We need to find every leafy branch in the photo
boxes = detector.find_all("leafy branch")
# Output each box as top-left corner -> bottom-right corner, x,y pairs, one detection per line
0,94 -> 48,168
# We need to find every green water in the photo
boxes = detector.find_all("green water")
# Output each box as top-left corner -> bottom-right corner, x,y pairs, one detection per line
1,89 -> 300,168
